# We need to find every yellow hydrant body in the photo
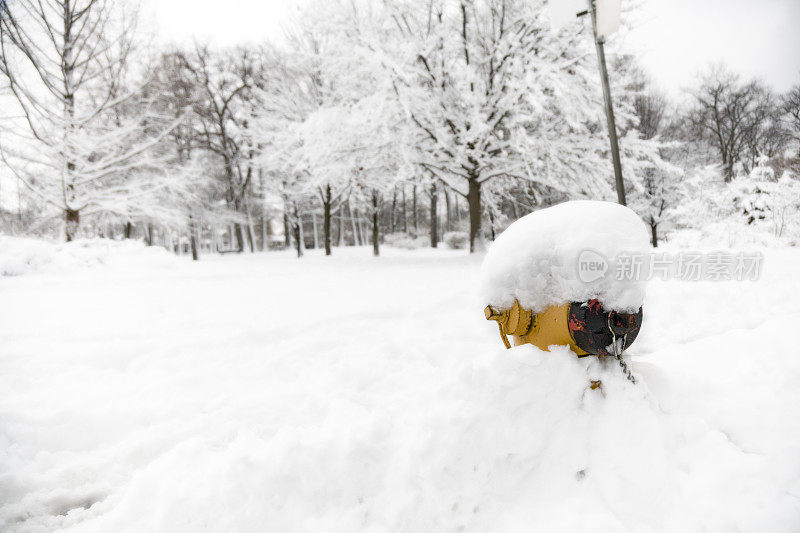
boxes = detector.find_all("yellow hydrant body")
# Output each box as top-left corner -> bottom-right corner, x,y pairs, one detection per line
511,303 -> 589,355
485,299 -> 642,357
485,301 -> 588,355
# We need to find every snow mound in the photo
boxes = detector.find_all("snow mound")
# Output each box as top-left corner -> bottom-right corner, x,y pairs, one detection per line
54,345 -> 797,532
480,200 -> 650,312
0,236 -> 178,276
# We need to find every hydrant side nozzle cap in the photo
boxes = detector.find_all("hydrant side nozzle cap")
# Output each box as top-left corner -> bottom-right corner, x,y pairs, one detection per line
484,305 -> 502,321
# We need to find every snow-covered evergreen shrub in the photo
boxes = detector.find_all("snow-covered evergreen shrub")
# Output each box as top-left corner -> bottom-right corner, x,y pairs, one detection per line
730,156 -> 800,238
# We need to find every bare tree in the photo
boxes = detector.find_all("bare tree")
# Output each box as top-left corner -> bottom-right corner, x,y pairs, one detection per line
428,180 -> 439,247
142,51 -> 225,258
633,91 -> 666,142
181,45 -> 262,252
0,0 -> 181,240
685,65 -> 774,181
784,83 -> 800,157
742,89 -> 790,170
613,55 -> 667,142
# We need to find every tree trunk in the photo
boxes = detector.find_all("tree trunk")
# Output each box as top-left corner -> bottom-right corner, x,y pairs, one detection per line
293,205 -> 303,258
467,178 -> 481,253
146,224 -> 154,246
297,209 -> 306,252
402,186 -> 408,233
412,184 -> 418,232
293,223 -> 302,257
337,208 -> 344,247
444,189 -> 452,233
65,208 -> 80,242
721,153 -> 733,182
261,216 -> 268,251
189,217 -> 199,261
323,184 -> 332,256
724,164 -> 733,182
245,206 -> 256,253
312,212 -> 319,250
390,189 -> 397,233
235,224 -> 246,253
283,212 -> 291,249
123,221 -> 133,240
372,190 -> 380,256
349,202 -> 360,246
430,182 -> 438,248
650,219 -> 658,248
356,208 -> 366,246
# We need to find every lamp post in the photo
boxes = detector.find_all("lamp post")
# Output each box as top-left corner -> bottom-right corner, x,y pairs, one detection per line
586,0 -> 626,206
568,0 -> 626,205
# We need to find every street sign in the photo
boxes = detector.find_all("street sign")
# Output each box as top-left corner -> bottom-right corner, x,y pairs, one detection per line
595,0 -> 621,40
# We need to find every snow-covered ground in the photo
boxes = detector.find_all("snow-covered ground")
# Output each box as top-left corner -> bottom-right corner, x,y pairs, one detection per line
1,238 -> 799,532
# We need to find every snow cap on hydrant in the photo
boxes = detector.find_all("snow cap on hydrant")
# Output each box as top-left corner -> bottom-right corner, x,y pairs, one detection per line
480,200 -> 649,356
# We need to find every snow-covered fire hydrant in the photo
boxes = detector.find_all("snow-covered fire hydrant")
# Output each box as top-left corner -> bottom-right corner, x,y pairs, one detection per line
480,201 -> 648,381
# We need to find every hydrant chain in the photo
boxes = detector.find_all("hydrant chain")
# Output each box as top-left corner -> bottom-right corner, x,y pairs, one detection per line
608,314 -> 636,384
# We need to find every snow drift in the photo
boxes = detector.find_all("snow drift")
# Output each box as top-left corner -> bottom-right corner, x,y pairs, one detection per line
28,344 -> 798,533
0,236 -> 178,276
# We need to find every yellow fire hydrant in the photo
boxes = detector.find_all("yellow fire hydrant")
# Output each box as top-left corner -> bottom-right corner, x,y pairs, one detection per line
485,299 -> 642,358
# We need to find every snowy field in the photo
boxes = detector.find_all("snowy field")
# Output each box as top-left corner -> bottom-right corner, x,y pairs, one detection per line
1,239 -> 800,532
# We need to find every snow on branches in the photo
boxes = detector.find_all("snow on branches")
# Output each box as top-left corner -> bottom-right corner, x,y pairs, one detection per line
0,0 -> 192,240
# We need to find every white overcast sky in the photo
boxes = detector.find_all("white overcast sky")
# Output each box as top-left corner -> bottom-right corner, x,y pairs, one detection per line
143,0 -> 800,97
625,0 -> 800,96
